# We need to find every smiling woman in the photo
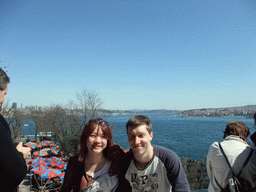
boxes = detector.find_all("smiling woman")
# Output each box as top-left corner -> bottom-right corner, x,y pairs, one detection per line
79,118 -> 112,160
85,125 -> 108,156
60,118 -> 126,192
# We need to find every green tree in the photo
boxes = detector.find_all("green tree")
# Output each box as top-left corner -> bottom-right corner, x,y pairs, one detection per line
181,157 -> 209,190
44,106 -> 69,142
28,107 -> 44,143
26,89 -> 103,157
38,105 -> 81,157
9,109 -> 25,142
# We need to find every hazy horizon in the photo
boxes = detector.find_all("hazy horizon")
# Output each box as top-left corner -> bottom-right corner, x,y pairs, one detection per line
5,101 -> 256,112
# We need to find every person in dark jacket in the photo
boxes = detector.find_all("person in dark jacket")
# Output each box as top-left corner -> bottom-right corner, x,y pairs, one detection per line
0,68 -> 31,192
60,118 -> 125,192
251,112 -> 256,144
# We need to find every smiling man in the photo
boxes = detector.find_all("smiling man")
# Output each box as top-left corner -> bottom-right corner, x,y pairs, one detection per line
118,115 -> 191,192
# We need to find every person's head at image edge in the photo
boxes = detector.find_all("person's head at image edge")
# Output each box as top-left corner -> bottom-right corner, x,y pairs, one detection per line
78,118 -> 113,162
253,112 -> 256,126
0,68 -> 10,104
126,115 -> 153,156
223,121 -> 250,142
251,112 -> 256,145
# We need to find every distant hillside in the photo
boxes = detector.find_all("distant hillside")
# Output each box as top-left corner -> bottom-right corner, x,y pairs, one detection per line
244,105 -> 256,108
180,105 -> 256,117
102,105 -> 256,116
129,109 -> 180,114
100,109 -> 180,115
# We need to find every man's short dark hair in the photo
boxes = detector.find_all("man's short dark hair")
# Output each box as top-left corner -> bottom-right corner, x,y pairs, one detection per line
126,115 -> 152,133
223,121 -> 250,141
0,68 -> 10,90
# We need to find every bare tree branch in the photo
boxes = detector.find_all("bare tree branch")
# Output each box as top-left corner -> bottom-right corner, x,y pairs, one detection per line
76,89 -> 103,127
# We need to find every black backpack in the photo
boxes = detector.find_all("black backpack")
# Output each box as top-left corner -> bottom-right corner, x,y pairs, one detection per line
214,142 -> 254,192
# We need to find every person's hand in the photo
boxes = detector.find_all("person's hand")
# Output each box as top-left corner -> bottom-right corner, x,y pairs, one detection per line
16,142 -> 31,159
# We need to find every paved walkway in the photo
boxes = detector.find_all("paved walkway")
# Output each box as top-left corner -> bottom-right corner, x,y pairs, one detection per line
18,174 -> 31,192
18,158 -> 32,192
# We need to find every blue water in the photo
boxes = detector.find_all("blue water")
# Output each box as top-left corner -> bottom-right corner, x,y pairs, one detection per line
21,114 -> 255,160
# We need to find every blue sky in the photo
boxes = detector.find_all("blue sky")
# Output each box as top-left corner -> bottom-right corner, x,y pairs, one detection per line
0,0 -> 256,110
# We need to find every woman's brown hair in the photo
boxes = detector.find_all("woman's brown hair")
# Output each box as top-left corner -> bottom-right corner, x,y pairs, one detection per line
223,121 -> 250,141
78,118 -> 113,162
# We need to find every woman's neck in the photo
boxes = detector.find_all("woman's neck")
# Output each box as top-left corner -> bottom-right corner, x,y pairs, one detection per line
133,146 -> 154,170
84,153 -> 107,174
